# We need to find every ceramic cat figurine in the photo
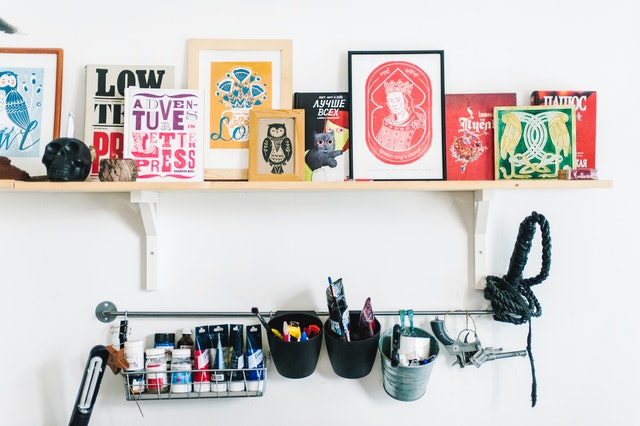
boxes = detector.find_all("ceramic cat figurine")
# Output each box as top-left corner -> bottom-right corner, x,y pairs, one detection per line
305,130 -> 343,171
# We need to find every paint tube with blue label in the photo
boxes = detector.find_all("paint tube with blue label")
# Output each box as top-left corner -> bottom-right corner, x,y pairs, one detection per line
245,324 -> 264,391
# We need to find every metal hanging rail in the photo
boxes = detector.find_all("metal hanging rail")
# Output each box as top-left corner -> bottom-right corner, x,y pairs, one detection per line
95,301 -> 493,323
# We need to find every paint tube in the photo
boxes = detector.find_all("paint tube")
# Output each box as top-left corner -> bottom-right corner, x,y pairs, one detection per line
245,324 -> 264,391
358,297 -> 376,338
229,324 -> 245,391
210,325 -> 229,392
326,277 -> 350,339
193,326 -> 211,392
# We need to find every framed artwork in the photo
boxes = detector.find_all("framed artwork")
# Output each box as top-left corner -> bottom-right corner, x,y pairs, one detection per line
0,47 -> 63,176
187,39 -> 293,180
248,109 -> 304,182
494,105 -> 576,179
348,50 -> 445,180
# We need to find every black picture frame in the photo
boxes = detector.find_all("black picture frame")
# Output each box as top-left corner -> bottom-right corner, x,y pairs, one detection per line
348,50 -> 446,180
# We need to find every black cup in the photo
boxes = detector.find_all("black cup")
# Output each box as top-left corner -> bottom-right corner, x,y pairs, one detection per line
324,311 -> 381,379
267,311 -> 323,379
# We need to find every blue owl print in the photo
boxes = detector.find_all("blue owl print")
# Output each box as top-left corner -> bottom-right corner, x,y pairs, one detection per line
0,68 -> 42,157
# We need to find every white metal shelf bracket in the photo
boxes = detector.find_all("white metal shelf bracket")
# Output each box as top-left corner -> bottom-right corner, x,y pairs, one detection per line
474,189 -> 494,289
130,190 -> 159,291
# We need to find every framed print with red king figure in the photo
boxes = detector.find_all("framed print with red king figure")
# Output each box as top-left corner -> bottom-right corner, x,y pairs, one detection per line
348,50 -> 445,180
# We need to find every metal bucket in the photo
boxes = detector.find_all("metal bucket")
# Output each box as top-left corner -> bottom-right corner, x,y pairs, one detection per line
378,327 -> 439,401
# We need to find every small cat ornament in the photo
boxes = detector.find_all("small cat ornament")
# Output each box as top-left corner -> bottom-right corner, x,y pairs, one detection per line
305,129 -> 343,177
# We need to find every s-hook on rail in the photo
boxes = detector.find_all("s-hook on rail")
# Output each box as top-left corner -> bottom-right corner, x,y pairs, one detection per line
95,301 -> 493,323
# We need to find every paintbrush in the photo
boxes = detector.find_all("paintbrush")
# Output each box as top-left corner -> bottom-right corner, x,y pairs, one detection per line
251,307 -> 282,339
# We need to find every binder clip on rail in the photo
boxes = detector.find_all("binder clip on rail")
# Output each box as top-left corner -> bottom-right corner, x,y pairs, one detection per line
483,211 -> 551,407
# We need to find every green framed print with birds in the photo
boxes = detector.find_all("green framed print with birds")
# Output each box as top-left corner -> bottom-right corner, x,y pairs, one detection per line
0,48 -> 63,177
494,105 -> 576,179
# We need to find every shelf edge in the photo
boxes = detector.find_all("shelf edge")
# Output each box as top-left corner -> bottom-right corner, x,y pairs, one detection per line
6,179 -> 613,193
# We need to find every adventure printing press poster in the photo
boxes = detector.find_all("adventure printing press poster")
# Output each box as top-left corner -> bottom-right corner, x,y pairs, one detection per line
84,65 -> 175,178
123,88 -> 204,182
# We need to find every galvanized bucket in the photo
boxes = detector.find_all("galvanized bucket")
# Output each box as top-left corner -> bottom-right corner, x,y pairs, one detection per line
378,327 -> 439,401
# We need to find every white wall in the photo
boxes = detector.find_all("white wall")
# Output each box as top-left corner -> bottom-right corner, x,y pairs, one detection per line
1,1 -> 636,425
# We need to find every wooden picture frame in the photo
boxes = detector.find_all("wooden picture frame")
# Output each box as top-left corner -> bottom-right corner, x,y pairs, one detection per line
0,47 -> 63,176
248,109 -> 304,181
187,39 -> 293,180
348,50 -> 445,180
494,105 -> 576,179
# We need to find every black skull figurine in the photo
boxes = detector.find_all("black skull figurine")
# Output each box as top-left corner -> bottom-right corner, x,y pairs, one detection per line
42,138 -> 92,182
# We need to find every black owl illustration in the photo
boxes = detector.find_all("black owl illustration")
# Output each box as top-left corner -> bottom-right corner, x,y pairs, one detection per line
262,123 -> 293,174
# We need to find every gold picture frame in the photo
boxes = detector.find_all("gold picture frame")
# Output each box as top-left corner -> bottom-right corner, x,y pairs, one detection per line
187,39 -> 293,180
248,109 -> 305,182
494,105 -> 576,179
0,47 -> 63,176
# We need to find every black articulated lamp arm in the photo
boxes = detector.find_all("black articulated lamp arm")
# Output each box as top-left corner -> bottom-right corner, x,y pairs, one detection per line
68,345 -> 110,426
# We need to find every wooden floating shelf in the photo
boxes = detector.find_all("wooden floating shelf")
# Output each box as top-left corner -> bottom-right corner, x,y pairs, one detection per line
2,177 -> 611,291
4,179 -> 613,193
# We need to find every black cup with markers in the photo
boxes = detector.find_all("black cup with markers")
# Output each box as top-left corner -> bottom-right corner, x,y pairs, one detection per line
267,311 -> 323,379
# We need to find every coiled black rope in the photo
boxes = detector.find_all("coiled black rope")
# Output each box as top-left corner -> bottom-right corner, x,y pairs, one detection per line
484,211 -> 551,407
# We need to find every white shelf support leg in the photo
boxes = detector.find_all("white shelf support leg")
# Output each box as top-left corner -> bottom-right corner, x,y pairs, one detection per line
474,189 -> 494,289
131,191 -> 159,291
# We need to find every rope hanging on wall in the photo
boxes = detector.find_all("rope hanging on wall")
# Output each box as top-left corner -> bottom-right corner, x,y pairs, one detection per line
483,211 -> 551,407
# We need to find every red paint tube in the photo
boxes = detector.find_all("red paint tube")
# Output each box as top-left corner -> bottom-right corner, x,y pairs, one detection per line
193,326 -> 211,392
358,297 -> 376,338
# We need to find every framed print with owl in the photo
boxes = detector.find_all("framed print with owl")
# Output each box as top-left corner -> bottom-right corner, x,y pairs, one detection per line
494,105 -> 576,179
248,109 -> 305,181
0,47 -> 63,177
348,50 -> 446,180
187,39 -> 293,181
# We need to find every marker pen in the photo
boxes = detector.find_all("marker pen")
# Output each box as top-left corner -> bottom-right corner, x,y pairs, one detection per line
283,321 -> 290,342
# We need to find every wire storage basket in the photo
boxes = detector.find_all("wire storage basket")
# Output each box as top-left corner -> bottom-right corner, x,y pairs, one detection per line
121,362 -> 268,401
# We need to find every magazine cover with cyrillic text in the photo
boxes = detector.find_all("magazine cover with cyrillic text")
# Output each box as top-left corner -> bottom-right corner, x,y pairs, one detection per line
531,90 -> 597,169
445,93 -> 516,180
294,92 -> 350,181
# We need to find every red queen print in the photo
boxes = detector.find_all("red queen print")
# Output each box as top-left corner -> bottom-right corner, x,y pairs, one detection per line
365,61 -> 432,165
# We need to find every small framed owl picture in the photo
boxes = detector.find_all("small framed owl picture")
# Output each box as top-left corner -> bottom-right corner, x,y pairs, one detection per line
0,48 -> 63,177
248,109 -> 305,181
